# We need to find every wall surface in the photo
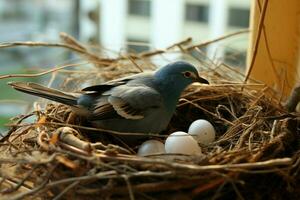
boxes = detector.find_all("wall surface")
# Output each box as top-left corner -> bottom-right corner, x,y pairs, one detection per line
247,0 -> 300,99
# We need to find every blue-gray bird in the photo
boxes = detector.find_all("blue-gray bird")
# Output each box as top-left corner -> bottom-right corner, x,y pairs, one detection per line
9,61 -> 208,134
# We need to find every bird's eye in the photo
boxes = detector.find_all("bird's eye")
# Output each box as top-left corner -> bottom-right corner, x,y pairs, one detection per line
183,71 -> 192,78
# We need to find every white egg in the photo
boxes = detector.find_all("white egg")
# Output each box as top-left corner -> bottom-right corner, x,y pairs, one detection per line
188,119 -> 216,144
137,140 -> 166,156
165,131 -> 202,155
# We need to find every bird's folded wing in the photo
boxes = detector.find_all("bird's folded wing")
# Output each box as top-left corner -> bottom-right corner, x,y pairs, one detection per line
8,82 -> 79,106
92,85 -> 162,120
81,72 -> 154,93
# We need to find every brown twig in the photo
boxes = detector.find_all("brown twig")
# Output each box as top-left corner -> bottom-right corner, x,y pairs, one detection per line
284,83 -> 300,112
77,178 -> 207,196
0,62 -> 88,80
167,37 -> 192,50
180,98 -> 234,125
8,121 -> 168,138
244,0 -> 269,82
8,164 -> 57,200
52,181 -> 80,200
0,41 -> 85,53
59,32 -> 86,51
186,29 -> 249,51
1,165 -> 38,194
256,1 -> 281,89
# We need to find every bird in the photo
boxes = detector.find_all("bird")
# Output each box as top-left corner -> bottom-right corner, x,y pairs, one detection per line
9,61 -> 208,135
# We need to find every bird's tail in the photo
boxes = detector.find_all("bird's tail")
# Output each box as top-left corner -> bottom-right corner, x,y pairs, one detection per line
8,82 -> 78,106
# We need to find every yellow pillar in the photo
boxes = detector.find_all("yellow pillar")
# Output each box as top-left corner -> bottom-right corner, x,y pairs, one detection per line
247,0 -> 300,99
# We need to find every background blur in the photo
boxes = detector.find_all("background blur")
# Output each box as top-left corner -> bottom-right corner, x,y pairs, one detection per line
0,0 -> 250,133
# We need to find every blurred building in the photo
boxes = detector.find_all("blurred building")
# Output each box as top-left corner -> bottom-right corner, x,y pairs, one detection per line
0,0 -> 250,69
90,0 -> 250,67
0,0 -> 79,68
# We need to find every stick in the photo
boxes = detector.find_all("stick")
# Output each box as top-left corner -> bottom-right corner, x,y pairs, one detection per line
186,29 -> 249,51
0,62 -> 88,80
244,0 -> 269,82
284,83 -> 300,112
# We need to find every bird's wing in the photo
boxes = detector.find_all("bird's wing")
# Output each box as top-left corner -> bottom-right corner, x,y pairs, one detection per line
92,84 -> 162,120
81,72 -> 154,93
8,82 -> 78,106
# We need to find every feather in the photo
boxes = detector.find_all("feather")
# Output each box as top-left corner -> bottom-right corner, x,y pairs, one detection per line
8,82 -> 78,106
108,96 -> 144,119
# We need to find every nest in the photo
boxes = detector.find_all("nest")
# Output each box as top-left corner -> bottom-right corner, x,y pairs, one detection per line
1,33 -> 300,200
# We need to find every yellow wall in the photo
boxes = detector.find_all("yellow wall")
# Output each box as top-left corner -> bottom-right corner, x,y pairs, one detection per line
247,0 -> 300,99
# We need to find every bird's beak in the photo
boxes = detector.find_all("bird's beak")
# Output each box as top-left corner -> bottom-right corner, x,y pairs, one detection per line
195,74 -> 209,84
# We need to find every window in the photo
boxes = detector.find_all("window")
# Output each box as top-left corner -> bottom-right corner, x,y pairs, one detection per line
128,0 -> 151,17
127,39 -> 149,53
228,8 -> 250,28
186,4 -> 209,23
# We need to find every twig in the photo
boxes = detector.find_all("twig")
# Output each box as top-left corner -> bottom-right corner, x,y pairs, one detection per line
138,50 -> 166,58
186,29 -> 249,51
8,122 -> 168,138
0,38 -> 112,66
0,112 -> 35,142
122,175 -> 135,200
256,0 -> 281,89
0,41 -> 85,53
284,83 -> 300,112
1,165 -> 38,194
128,56 -> 144,72
52,181 -> 80,200
51,127 -> 92,152
59,32 -> 86,51
9,164 -> 57,200
235,119 -> 263,149
180,98 -> 234,125
211,180 -> 227,200
0,154 -> 57,165
128,30 -> 248,61
92,142 -> 133,155
45,171 -> 117,187
167,37 -> 192,50
78,178 -> 206,196
244,0 -> 269,82
230,180 -> 245,200
93,153 -> 292,172
57,142 -> 91,157
0,62 -> 88,80
192,177 -> 226,195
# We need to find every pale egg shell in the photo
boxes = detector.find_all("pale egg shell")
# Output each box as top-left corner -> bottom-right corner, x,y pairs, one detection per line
137,140 -> 166,156
188,119 -> 216,144
165,131 -> 202,155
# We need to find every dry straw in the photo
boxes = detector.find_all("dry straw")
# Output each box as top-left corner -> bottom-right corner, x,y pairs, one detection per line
0,31 -> 299,200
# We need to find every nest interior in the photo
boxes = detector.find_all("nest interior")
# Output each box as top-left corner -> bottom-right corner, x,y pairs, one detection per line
0,33 -> 300,200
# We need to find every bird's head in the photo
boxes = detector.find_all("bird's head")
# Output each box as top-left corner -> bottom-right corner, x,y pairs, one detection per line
154,61 -> 208,111
154,61 -> 209,88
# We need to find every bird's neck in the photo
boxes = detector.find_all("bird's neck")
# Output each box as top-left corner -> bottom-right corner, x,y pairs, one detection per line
154,76 -> 187,112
